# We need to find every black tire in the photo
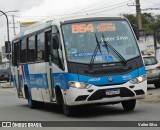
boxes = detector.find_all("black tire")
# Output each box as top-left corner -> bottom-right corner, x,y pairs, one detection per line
56,87 -> 74,116
62,100 -> 74,117
154,83 -> 160,88
35,101 -> 44,108
121,99 -> 136,111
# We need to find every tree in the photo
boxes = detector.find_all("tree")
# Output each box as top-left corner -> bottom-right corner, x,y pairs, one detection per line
123,13 -> 160,35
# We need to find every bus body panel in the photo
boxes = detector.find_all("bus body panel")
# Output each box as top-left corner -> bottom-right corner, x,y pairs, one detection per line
11,16 -> 147,110
51,66 -> 145,89
50,66 -> 146,106
65,80 -> 147,106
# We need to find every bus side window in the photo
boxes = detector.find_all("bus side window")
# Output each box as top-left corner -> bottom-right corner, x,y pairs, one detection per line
28,36 -> 36,62
20,39 -> 27,63
36,33 -> 45,61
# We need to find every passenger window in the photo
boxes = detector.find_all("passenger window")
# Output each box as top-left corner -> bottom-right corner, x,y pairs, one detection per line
20,39 -> 27,63
28,36 -> 35,62
37,33 -> 45,61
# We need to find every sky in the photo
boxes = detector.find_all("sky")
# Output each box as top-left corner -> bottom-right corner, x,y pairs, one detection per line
0,0 -> 160,48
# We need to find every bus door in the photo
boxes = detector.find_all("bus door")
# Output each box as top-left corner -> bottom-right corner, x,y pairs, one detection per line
45,31 -> 55,101
13,42 -> 23,98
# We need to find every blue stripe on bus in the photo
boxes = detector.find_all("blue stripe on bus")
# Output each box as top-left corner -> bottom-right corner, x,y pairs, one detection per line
52,66 -> 146,89
78,66 -> 146,86
14,66 -> 146,89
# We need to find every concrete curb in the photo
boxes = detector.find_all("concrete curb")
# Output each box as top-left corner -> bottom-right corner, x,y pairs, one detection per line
0,82 -> 13,88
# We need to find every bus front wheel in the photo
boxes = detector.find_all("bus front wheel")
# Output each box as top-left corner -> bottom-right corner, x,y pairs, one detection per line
62,103 -> 74,116
61,95 -> 74,116
121,99 -> 136,111
56,87 -> 74,116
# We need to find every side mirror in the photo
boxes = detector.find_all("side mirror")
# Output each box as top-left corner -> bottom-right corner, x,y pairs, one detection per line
52,34 -> 59,49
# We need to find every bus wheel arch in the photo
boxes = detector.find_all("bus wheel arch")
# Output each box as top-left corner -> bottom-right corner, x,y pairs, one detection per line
55,86 -> 74,116
55,86 -> 63,105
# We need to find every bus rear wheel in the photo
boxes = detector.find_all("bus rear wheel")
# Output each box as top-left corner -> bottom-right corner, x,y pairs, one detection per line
121,99 -> 136,111
28,90 -> 44,109
28,91 -> 37,108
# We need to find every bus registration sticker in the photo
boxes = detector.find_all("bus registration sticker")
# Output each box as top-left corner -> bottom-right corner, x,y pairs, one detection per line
106,89 -> 120,95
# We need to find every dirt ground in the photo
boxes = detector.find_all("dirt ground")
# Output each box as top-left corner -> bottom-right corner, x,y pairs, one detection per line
138,84 -> 160,103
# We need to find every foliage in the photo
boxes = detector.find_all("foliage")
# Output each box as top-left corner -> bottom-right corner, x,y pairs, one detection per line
123,13 -> 160,35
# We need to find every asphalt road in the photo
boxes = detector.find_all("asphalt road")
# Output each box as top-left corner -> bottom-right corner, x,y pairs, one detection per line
0,84 -> 159,130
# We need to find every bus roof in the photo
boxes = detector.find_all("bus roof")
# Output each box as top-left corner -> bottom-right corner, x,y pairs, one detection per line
58,14 -> 124,23
14,15 -> 125,40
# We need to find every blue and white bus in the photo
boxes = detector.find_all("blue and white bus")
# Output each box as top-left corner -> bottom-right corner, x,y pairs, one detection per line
12,15 -> 147,116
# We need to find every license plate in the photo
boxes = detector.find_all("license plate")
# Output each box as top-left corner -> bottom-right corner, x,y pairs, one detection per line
106,89 -> 120,95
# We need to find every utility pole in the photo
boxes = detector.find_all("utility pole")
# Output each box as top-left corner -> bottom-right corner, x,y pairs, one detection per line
136,0 -> 143,35
0,10 -> 11,85
12,15 -> 16,37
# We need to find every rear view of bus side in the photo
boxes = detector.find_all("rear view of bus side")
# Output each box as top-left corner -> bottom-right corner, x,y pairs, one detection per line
11,15 -> 147,116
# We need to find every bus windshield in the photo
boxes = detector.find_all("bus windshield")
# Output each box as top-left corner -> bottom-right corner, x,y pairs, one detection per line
62,20 -> 140,64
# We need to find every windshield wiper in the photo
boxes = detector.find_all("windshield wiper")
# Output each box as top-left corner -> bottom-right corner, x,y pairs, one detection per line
102,33 -> 127,65
89,33 -> 102,67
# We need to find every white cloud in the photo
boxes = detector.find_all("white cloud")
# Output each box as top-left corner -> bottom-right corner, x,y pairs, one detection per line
20,0 -> 100,19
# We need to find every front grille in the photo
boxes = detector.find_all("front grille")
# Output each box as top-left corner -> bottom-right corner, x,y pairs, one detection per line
75,95 -> 89,101
134,90 -> 145,95
88,87 -> 135,101
84,67 -> 132,76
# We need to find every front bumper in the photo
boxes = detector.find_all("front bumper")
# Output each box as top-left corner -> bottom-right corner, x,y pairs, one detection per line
64,80 -> 147,106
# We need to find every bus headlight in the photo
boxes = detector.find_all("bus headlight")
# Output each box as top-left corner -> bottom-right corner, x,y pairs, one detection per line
69,81 -> 91,89
129,75 -> 146,84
